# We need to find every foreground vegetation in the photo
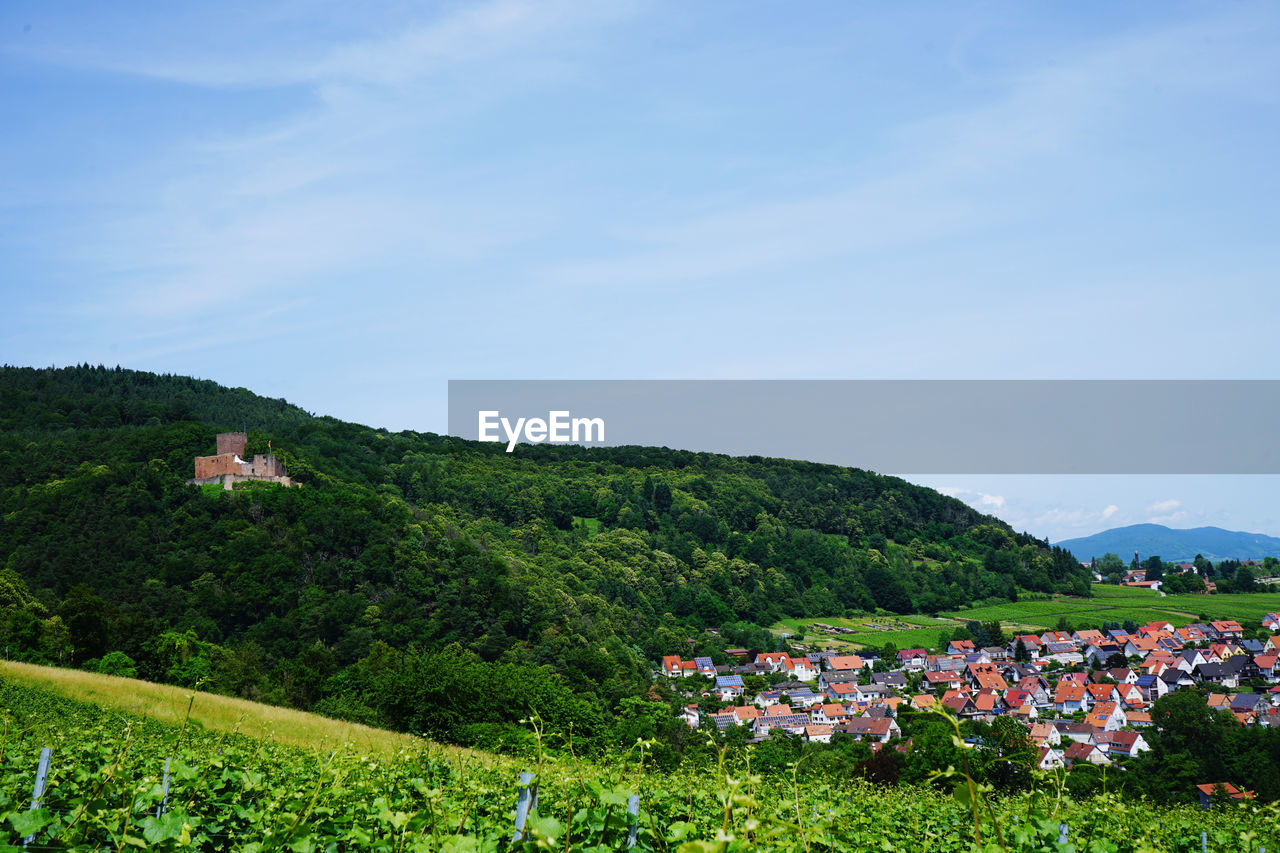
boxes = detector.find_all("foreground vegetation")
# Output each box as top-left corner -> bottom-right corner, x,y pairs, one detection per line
2,683 -> 1276,852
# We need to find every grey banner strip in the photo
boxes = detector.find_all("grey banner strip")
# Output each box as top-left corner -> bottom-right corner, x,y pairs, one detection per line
446,380 -> 1280,474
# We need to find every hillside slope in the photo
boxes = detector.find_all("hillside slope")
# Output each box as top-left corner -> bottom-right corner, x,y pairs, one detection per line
0,659 -> 480,760
0,365 -> 1089,752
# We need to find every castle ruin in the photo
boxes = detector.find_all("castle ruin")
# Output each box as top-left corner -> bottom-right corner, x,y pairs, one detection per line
189,432 -> 295,490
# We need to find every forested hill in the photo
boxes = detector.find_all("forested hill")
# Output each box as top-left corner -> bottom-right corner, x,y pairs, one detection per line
0,365 -> 1087,750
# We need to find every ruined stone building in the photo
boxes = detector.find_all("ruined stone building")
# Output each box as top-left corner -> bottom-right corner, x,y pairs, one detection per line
190,432 -> 294,490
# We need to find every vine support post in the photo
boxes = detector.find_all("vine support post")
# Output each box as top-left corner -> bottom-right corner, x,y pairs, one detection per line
626,794 -> 640,848
156,757 -> 172,818
23,746 -> 52,848
512,771 -> 536,842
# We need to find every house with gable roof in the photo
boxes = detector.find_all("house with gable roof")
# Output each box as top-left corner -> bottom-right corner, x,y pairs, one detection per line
1084,701 -> 1126,731
1196,783 -> 1255,810
1008,635 -> 1042,659
714,674 -> 745,700
1210,621 -> 1244,641
1037,746 -> 1066,770
825,654 -> 864,672
1029,722 -> 1060,747
804,724 -> 833,743
753,712 -> 812,738
897,649 -> 929,671
1063,741 -> 1110,766
809,703 -> 851,726
1054,682 -> 1091,714
838,716 -> 901,742
1094,730 -> 1150,759
1085,683 -> 1119,705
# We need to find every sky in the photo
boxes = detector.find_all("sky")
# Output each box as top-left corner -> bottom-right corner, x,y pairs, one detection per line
2,2 -> 1279,544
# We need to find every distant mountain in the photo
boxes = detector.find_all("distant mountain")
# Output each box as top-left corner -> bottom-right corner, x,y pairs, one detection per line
1056,523 -> 1280,563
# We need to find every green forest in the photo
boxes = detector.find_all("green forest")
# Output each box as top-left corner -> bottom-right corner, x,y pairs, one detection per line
0,365 -> 1090,754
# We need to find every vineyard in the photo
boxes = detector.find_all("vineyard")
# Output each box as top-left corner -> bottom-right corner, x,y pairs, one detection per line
782,587 -> 1280,651
2,684 -> 1277,852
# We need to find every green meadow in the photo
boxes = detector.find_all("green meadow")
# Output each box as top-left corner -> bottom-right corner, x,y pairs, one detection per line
780,585 -> 1280,651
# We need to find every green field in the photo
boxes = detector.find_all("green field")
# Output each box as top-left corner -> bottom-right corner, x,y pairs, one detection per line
953,586 -> 1280,633
775,614 -> 959,652
779,586 -> 1280,651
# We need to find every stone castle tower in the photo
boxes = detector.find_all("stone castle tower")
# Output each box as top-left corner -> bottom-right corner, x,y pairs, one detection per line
191,432 -> 294,489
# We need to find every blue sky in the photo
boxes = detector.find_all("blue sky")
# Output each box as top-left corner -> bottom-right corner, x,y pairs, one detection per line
3,2 -> 1279,543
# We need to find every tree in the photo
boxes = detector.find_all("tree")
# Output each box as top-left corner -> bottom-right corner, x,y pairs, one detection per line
1234,565 -> 1258,593
97,650 -> 138,678
58,584 -> 112,662
1098,552 -> 1125,578
653,482 -> 673,514
1014,639 -> 1030,662
39,616 -> 72,665
899,715 -> 966,787
980,716 -> 1038,791
966,620 -> 991,648
982,620 -> 1006,648
1149,689 -> 1230,761
1141,555 -> 1164,581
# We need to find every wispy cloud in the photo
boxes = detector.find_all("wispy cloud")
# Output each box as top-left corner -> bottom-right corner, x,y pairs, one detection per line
1143,498 -> 1190,526
15,0 -> 632,90
24,0 -> 641,344
940,487 -> 1006,511
1035,504 -> 1121,532
537,6 -> 1280,297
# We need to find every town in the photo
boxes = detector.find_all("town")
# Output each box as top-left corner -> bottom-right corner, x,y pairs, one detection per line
657,611 -> 1280,800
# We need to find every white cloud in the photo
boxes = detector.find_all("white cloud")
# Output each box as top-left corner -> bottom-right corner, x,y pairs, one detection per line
15,0 -> 633,90
1143,499 -> 1190,526
1147,510 -> 1190,526
33,0 -> 640,339
538,7 -> 1280,296
1035,504 -> 1121,531
939,487 -> 1006,510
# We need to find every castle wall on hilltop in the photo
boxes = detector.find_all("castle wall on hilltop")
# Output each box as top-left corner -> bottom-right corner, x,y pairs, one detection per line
191,432 -> 294,490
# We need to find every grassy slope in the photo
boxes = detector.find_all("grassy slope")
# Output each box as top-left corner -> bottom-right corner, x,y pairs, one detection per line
0,660 -> 504,765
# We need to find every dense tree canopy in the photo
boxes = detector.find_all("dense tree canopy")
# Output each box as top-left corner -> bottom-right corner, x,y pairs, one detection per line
0,365 -> 1092,750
